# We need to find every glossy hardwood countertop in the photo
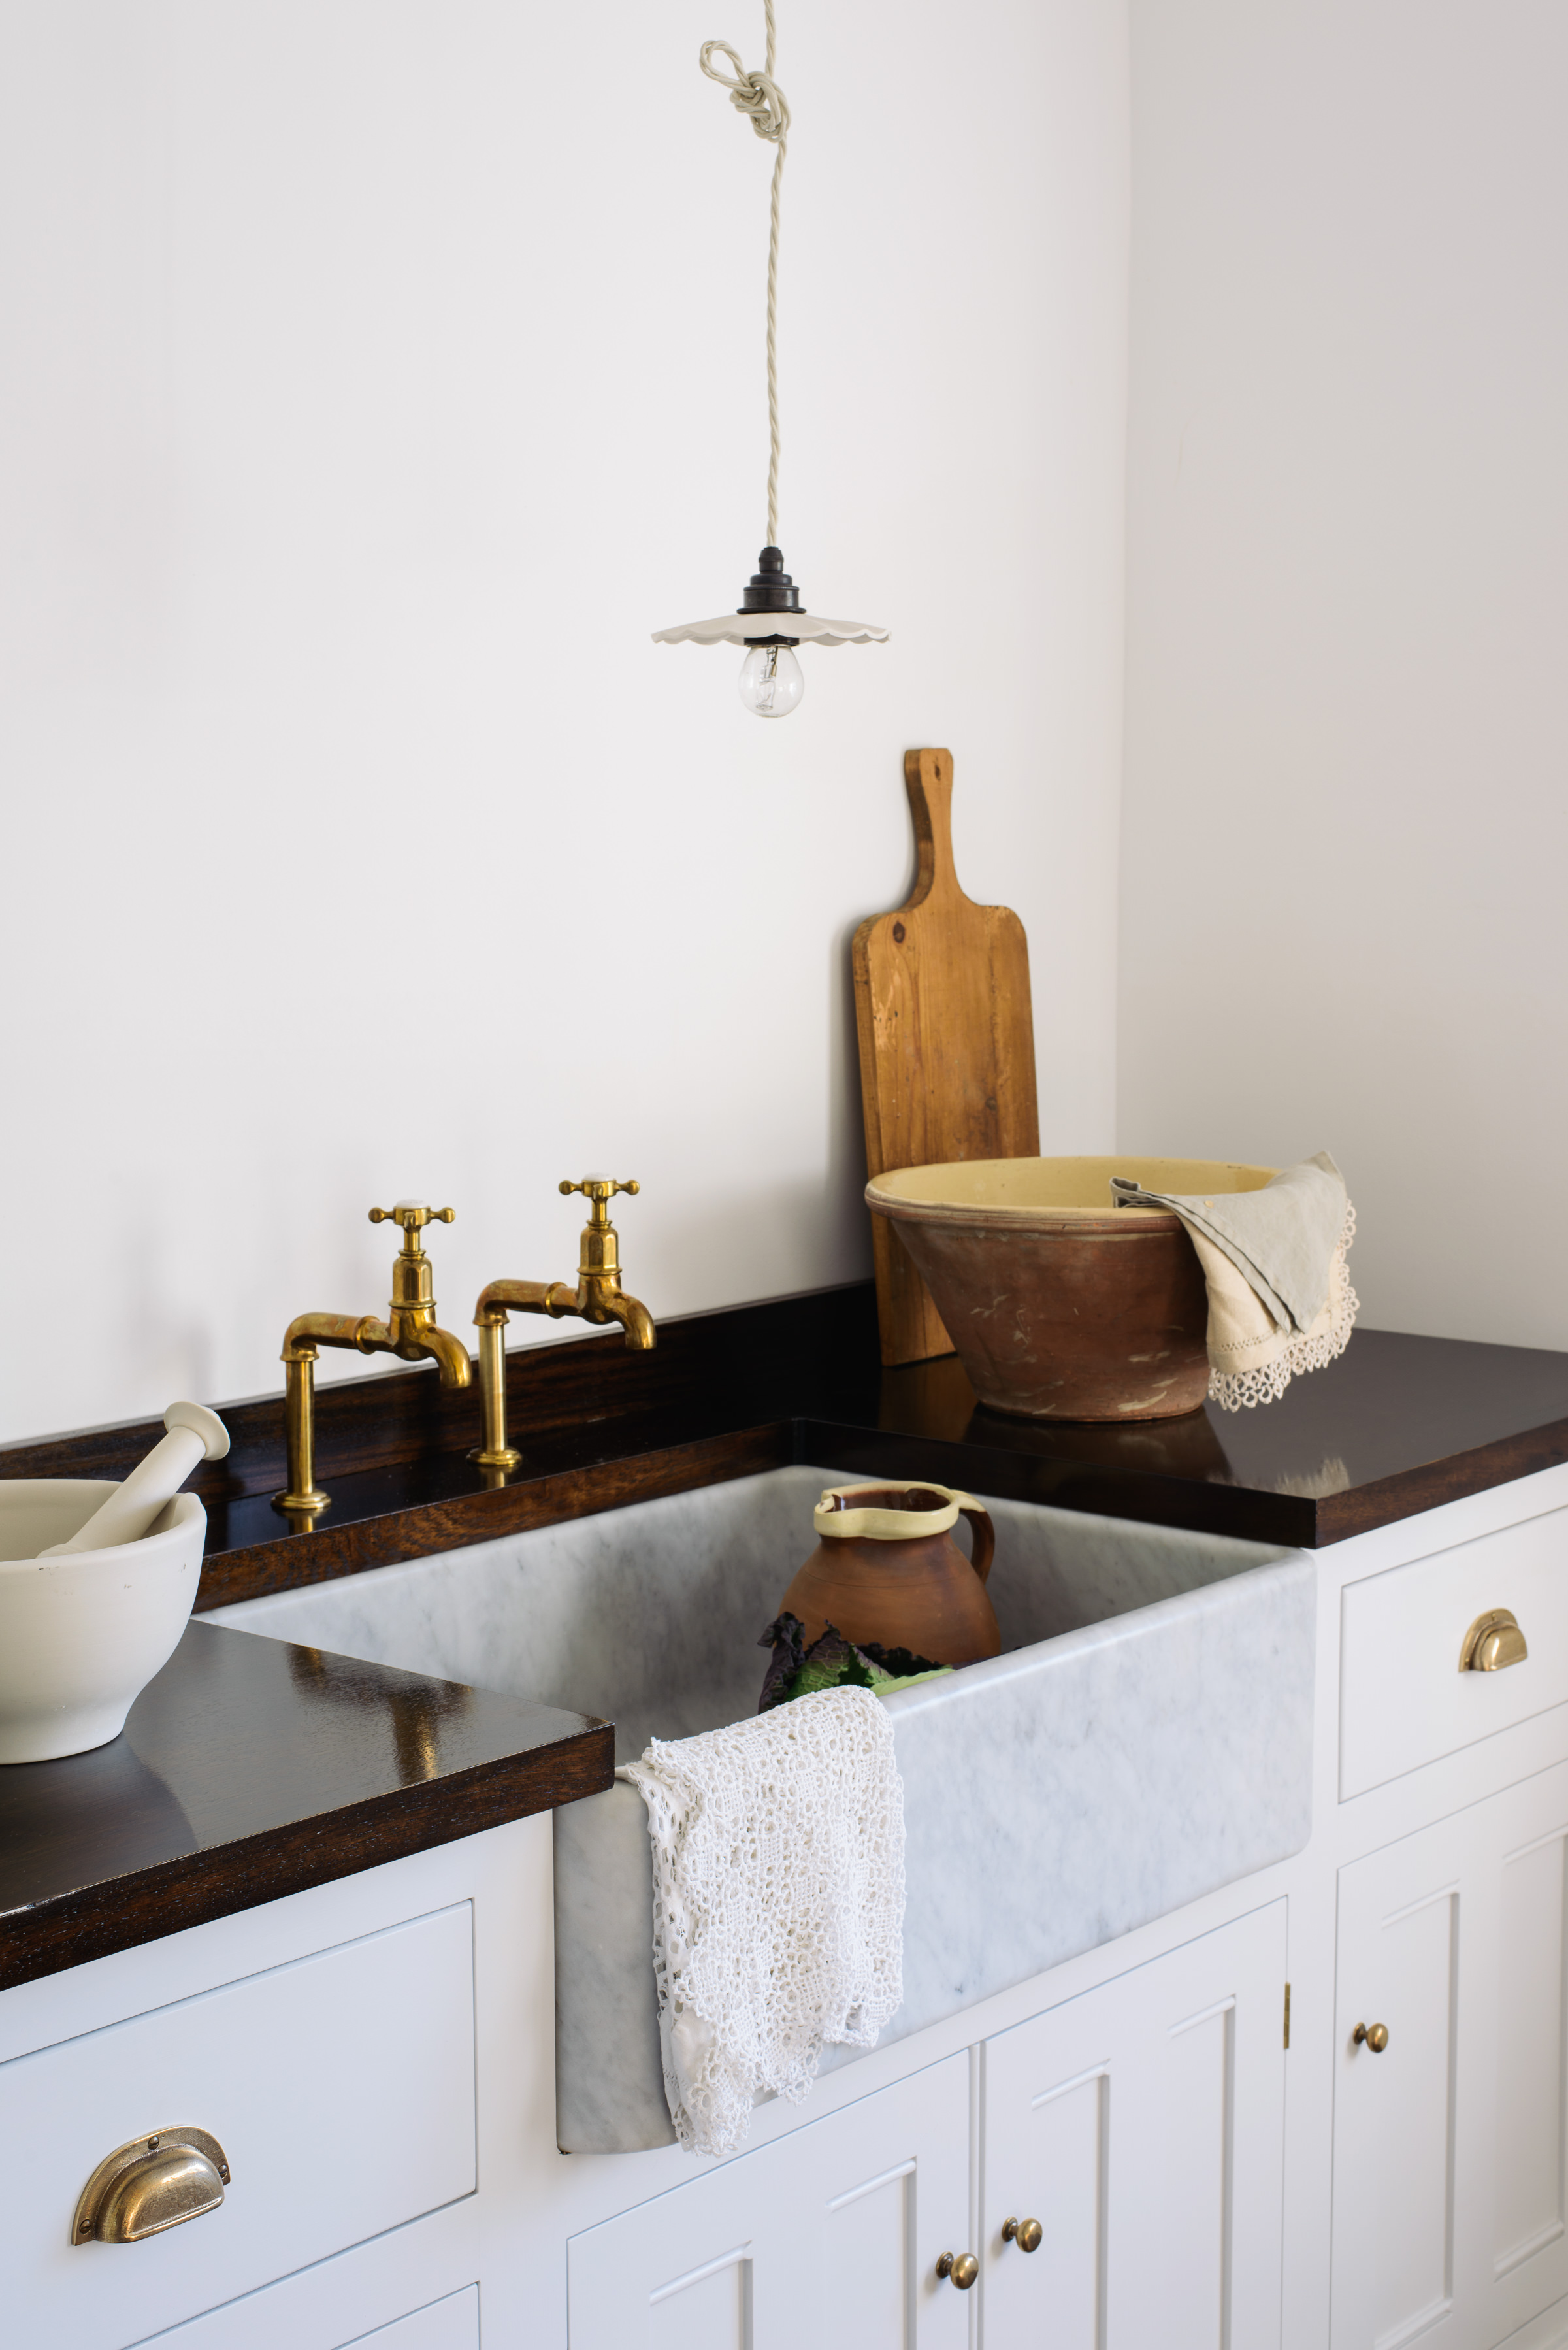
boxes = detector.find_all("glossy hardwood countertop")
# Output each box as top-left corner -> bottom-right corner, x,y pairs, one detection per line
0,1620 -> 610,1991
3,1285 -> 1566,1989
5,1284 -> 1568,1616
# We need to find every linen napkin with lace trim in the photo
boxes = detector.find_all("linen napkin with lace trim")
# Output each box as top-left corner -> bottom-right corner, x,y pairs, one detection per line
1110,1151 -> 1359,1411
617,1685 -> 906,2159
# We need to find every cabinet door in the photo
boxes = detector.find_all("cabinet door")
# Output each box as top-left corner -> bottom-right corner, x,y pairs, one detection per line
1333,1759 -> 1568,2349
568,2051 -> 971,2350
983,1900 -> 1287,2350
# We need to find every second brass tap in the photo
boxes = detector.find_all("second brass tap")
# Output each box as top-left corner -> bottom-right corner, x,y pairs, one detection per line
471,1177 -> 655,1473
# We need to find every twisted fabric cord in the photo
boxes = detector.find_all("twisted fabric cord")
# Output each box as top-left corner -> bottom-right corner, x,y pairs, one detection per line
700,1 -> 788,545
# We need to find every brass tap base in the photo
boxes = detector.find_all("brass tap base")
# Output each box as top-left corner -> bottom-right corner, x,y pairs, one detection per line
273,1487 -> 330,1517
468,1446 -> 523,1474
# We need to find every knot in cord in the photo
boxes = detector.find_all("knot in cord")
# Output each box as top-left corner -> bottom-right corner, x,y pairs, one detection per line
699,1 -> 787,545
699,40 -> 790,143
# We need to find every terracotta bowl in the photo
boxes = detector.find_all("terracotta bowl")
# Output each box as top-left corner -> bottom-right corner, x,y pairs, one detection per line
865,1155 -> 1278,1422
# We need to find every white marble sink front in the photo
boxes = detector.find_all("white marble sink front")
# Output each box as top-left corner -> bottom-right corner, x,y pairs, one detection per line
212,1465 -> 1315,2153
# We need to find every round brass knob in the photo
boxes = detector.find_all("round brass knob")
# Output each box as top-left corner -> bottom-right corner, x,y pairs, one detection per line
936,2251 -> 979,2290
1002,2215 -> 1043,2253
1353,2021 -> 1390,2053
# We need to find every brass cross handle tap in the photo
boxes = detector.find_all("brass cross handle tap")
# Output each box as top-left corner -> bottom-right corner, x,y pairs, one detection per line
370,1203 -> 457,1235
559,1177 -> 640,1218
558,1178 -> 641,1288
274,1199 -> 470,1524
471,1178 -> 655,1476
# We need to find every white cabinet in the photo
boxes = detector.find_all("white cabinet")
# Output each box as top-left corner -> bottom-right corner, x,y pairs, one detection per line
1332,1759 -> 1568,2349
0,1902 -> 476,2350
566,1910 -> 1293,2350
1339,1506 -> 1568,1798
983,1901 -> 1287,2350
567,2051 -> 972,2350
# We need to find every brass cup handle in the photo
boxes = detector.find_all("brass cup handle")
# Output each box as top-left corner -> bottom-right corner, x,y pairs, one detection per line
1002,2215 -> 1043,2253
1353,2021 -> 1390,2054
73,2128 -> 230,2245
1459,1609 -> 1528,1672
936,2251 -> 979,2290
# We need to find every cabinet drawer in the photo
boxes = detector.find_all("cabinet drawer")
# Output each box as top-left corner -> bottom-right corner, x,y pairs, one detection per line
1,1902 -> 476,2350
1340,1508 -> 1568,1799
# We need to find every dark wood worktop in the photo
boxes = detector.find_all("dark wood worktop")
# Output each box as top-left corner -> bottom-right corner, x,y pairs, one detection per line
5,1284 -> 1568,1614
0,1619 -> 610,1991
3,1285 -> 1566,1991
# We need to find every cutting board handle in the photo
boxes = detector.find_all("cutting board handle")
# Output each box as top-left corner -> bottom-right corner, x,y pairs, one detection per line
904,748 -> 960,904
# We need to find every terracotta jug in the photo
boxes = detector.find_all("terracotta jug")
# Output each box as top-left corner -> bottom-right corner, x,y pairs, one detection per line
777,1481 -> 1000,1666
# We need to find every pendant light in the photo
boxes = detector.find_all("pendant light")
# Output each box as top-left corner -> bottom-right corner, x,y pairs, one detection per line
653,2 -> 887,718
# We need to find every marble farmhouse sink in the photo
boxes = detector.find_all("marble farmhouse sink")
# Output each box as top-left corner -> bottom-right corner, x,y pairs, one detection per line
212,1466 -> 1315,2153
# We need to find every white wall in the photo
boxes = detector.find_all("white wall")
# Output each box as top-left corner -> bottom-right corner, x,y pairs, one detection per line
0,1 -> 1129,1440
1119,1 -> 1568,1347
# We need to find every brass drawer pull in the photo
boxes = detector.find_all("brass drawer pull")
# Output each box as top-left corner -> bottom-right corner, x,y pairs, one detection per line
1460,1610 -> 1528,1672
936,2251 -> 979,2289
1002,2215 -> 1043,2252
73,2128 -> 230,2245
1353,2021 -> 1390,2054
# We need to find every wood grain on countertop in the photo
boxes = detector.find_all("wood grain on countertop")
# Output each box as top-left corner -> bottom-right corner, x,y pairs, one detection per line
0,1621 -> 611,1991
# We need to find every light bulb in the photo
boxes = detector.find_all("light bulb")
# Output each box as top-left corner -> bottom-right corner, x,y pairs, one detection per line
738,641 -> 804,718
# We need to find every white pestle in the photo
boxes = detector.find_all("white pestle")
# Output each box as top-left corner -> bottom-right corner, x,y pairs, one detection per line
39,1402 -> 230,1558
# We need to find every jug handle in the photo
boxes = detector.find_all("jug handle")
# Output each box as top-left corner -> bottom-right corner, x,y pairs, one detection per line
958,1502 -> 994,1583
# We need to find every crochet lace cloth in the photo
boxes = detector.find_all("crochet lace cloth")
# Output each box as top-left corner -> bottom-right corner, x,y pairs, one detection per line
1109,1151 -> 1360,1412
1204,1201 -> 1359,1410
618,1686 -> 905,2159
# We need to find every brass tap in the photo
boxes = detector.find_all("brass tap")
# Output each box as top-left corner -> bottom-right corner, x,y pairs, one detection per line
274,1202 -> 472,1521
472,1178 -> 655,1474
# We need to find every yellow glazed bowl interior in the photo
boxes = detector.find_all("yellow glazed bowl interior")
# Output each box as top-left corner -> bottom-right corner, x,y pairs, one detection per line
868,1156 -> 1278,1225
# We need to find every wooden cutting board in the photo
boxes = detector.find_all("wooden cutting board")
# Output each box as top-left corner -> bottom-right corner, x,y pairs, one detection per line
852,748 -> 1039,1366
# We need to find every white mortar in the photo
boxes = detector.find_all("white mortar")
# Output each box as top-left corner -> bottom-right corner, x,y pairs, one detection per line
0,1481 -> 206,1763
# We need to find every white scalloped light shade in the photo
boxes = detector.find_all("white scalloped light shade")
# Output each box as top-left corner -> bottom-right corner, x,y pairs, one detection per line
652,612 -> 889,646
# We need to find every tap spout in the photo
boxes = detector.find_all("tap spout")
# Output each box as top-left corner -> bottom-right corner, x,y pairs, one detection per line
474,1278 -> 577,1329
282,1310 -> 382,1364
404,1322 -> 474,1389
596,1289 -> 656,1351
470,1277 -> 655,1471
282,1309 -> 470,1389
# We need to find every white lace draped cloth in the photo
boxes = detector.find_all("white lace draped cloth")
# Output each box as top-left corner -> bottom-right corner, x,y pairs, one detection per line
617,1687 -> 906,2159
1110,1151 -> 1360,1412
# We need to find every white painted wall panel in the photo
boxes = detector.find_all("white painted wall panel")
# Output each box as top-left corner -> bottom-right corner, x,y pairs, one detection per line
1119,0 -> 1568,1349
0,0 -> 1129,1440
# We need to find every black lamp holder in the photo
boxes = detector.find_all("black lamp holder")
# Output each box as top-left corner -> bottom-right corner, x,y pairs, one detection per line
739,546 -> 802,647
